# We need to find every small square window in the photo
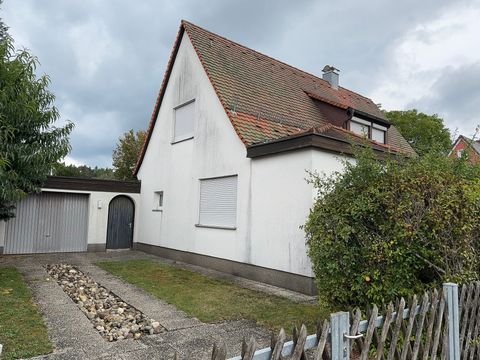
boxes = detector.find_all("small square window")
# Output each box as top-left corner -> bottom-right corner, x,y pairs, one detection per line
153,191 -> 164,211
457,150 -> 464,158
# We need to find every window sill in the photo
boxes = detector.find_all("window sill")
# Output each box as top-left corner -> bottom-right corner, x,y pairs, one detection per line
152,209 -> 163,212
195,224 -> 237,230
171,136 -> 194,145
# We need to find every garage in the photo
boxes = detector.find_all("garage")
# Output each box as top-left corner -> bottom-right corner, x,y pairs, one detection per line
4,192 -> 89,254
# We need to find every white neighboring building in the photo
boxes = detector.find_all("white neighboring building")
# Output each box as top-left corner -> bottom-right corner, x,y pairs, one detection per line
134,21 -> 415,294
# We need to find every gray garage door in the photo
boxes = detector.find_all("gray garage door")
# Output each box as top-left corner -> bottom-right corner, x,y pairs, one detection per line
4,192 -> 89,254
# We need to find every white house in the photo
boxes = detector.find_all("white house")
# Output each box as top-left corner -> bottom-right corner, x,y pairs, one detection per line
134,21 -> 415,294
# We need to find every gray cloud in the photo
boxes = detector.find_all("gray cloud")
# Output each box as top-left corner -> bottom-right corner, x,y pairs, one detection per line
2,0 -> 478,166
409,62 -> 480,137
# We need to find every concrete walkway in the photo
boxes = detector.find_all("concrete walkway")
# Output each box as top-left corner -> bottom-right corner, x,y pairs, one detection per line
0,251 -> 314,359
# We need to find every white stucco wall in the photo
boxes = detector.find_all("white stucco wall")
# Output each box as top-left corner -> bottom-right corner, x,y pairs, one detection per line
137,32 -> 351,277
249,149 -> 348,276
41,188 -> 141,245
137,32 -> 251,263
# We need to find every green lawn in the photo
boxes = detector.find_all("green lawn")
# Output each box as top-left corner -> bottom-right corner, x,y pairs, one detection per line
97,259 -> 330,333
0,267 -> 52,360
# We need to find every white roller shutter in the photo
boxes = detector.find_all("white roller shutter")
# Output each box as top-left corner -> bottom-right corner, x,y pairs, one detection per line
199,176 -> 238,228
174,100 -> 195,142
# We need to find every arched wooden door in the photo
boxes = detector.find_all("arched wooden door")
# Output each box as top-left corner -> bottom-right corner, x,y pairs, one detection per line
106,196 -> 134,249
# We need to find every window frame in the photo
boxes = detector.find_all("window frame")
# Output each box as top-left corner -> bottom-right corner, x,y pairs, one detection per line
348,116 -> 388,144
172,99 -> 196,144
152,190 -> 164,212
196,174 -> 238,230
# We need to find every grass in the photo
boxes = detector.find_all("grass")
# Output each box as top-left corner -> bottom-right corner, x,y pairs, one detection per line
0,267 -> 52,360
97,259 -> 331,333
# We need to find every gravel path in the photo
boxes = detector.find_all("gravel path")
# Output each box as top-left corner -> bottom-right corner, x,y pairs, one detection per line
2,251 -> 274,359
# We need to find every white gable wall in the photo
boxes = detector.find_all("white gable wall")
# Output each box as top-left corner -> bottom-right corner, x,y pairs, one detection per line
137,33 -> 252,263
136,32 -> 349,280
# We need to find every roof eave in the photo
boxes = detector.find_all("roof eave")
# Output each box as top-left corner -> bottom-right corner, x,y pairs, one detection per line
351,108 -> 390,127
247,131 -> 406,159
133,23 -> 186,176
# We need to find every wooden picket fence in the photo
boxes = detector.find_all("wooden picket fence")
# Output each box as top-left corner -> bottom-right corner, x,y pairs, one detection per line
167,282 -> 480,359
205,283 -> 466,360
458,282 -> 480,359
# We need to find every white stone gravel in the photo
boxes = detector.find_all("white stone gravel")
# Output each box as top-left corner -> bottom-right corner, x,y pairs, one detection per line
46,264 -> 164,342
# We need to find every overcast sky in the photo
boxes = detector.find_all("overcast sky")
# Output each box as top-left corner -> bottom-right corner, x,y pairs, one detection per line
2,0 -> 479,167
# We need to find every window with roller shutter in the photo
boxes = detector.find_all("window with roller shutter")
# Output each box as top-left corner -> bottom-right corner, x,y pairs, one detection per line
197,175 -> 238,229
173,100 -> 195,143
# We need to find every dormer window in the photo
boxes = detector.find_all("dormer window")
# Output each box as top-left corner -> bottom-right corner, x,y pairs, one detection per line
348,116 -> 387,144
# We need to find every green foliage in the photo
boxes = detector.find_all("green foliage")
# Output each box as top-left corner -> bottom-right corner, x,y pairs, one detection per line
0,36 -> 73,219
112,129 -> 146,180
385,109 -> 452,156
0,1 -> 8,42
305,149 -> 480,307
52,162 -> 115,179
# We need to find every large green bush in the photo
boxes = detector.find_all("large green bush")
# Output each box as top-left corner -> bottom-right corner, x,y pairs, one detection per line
305,150 -> 480,307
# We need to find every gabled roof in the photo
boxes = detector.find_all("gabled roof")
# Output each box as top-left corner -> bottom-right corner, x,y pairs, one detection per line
135,21 -> 415,174
452,135 -> 480,155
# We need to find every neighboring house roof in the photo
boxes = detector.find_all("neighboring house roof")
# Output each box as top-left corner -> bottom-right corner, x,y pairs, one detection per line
135,21 -> 415,174
451,135 -> 480,156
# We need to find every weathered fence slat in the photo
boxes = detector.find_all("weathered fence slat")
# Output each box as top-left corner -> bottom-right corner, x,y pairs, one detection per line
463,282 -> 479,360
212,341 -> 227,360
270,328 -> 286,359
471,290 -> 480,360
458,284 -> 470,349
400,295 -> 418,360
241,337 -> 257,360
459,283 -> 471,353
387,297 -> 405,360
291,325 -> 308,360
431,288 -> 446,357
360,305 -> 378,360
375,302 -> 393,360
315,320 -> 330,360
411,293 -> 429,359
349,308 -> 362,354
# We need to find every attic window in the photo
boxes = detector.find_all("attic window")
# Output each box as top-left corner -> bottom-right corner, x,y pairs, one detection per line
348,116 -> 387,144
173,100 -> 195,143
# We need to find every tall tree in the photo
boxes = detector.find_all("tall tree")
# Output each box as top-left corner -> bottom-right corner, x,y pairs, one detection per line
0,31 -> 73,219
112,129 -> 146,180
52,163 -> 115,179
385,109 -> 452,156
0,1 -> 8,42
